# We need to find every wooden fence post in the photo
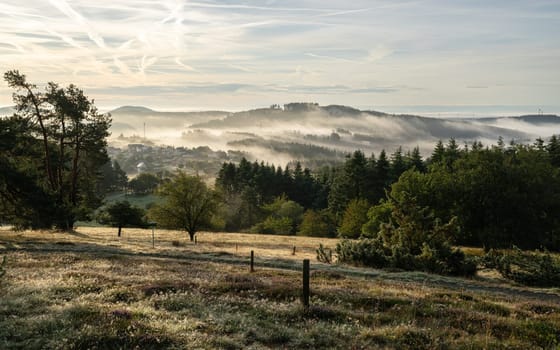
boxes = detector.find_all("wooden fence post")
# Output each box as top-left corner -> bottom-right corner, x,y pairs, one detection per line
302,259 -> 310,308
250,250 -> 255,272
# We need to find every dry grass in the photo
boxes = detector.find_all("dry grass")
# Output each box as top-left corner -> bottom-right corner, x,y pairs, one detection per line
1,227 -> 559,349
0,226 -> 338,262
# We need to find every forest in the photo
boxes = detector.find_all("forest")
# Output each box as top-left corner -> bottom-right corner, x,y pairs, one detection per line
215,137 -> 560,252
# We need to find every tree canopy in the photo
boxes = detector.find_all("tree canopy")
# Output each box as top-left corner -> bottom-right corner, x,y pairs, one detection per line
1,70 -> 111,230
149,172 -> 218,241
97,201 -> 146,237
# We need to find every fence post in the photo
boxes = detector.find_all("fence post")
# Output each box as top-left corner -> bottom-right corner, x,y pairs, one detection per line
250,250 -> 255,272
302,259 -> 310,308
149,222 -> 157,249
292,245 -> 296,255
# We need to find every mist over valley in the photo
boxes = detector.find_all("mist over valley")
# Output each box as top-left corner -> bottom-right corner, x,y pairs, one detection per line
105,102 -> 560,168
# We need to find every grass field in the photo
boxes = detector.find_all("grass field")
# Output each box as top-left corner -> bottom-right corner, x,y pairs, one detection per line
1,227 -> 559,349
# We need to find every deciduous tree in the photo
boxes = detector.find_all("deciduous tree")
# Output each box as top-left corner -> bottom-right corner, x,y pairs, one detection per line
149,172 -> 218,241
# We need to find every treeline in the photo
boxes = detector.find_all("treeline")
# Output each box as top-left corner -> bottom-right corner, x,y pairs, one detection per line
215,158 -> 329,232
213,146 -> 424,237
387,137 -> 560,250
215,138 -> 560,251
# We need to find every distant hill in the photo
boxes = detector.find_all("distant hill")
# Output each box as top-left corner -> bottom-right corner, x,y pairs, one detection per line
109,106 -> 230,119
0,106 -> 15,116
109,106 -> 155,114
108,106 -> 230,130
474,114 -> 560,125
189,104 -> 531,141
100,103 -> 560,164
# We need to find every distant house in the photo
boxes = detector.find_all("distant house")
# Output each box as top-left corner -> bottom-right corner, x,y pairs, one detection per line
128,144 -> 150,153
137,162 -> 147,173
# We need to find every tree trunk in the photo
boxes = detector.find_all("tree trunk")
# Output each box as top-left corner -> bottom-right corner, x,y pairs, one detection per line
118,226 -> 122,237
188,231 -> 195,242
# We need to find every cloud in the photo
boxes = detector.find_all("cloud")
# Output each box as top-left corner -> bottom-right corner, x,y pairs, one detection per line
367,46 -> 393,62
48,0 -> 107,49
0,0 -> 558,110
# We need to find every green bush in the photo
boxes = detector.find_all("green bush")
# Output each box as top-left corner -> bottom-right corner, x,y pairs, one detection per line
335,239 -> 389,268
250,216 -> 293,235
335,194 -> 477,276
483,248 -> 560,287
335,238 -> 476,276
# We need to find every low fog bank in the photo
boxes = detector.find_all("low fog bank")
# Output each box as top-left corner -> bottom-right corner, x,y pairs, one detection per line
61,104 -> 560,167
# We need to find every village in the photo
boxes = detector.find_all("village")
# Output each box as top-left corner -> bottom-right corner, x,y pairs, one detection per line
108,142 -> 247,178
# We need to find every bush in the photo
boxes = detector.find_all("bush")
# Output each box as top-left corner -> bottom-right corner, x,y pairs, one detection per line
316,244 -> 333,264
335,238 -> 476,276
334,195 -> 477,277
335,239 -> 389,268
483,248 -> 560,287
250,216 -> 293,235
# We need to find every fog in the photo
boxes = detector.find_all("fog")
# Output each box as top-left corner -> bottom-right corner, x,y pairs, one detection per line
102,105 -> 560,166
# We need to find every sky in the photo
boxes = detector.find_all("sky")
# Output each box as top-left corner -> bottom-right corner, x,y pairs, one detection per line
0,0 -> 559,113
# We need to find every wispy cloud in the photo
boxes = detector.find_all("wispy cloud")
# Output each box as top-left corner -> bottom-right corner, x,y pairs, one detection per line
0,0 -> 558,110
48,0 -> 107,48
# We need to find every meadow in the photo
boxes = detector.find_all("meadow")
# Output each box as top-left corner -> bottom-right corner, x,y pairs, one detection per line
1,227 -> 559,349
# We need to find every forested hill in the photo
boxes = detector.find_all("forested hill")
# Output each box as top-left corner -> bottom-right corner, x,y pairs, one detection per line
187,103 -> 550,142
107,106 -> 230,134
8,102 -> 559,168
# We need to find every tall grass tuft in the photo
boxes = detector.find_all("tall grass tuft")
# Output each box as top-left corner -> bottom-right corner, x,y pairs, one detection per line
0,256 -> 6,280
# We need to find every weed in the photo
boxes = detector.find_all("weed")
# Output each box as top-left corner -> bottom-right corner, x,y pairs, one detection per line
171,240 -> 183,247
519,321 -> 560,348
0,256 -> 6,280
473,301 -> 511,317
153,294 -> 193,311
106,288 -> 140,303
140,280 -> 197,296
316,243 -> 333,264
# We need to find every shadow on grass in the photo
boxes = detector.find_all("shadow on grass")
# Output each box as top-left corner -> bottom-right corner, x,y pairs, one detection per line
1,237 -> 559,304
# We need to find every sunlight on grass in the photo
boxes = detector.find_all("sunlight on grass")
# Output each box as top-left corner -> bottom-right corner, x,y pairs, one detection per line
0,227 -> 559,349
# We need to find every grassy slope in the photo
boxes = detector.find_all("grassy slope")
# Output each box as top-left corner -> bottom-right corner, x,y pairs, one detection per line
1,227 -> 559,349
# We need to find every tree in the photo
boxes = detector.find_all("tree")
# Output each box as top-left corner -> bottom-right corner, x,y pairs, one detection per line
298,209 -> 336,237
98,160 -> 128,194
250,195 -> 304,235
430,140 -> 445,165
338,198 -> 370,238
98,201 -> 146,237
3,70 -> 111,230
361,200 -> 393,238
149,172 -> 218,241
128,173 -> 160,194
390,146 -> 407,182
406,146 -> 426,173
